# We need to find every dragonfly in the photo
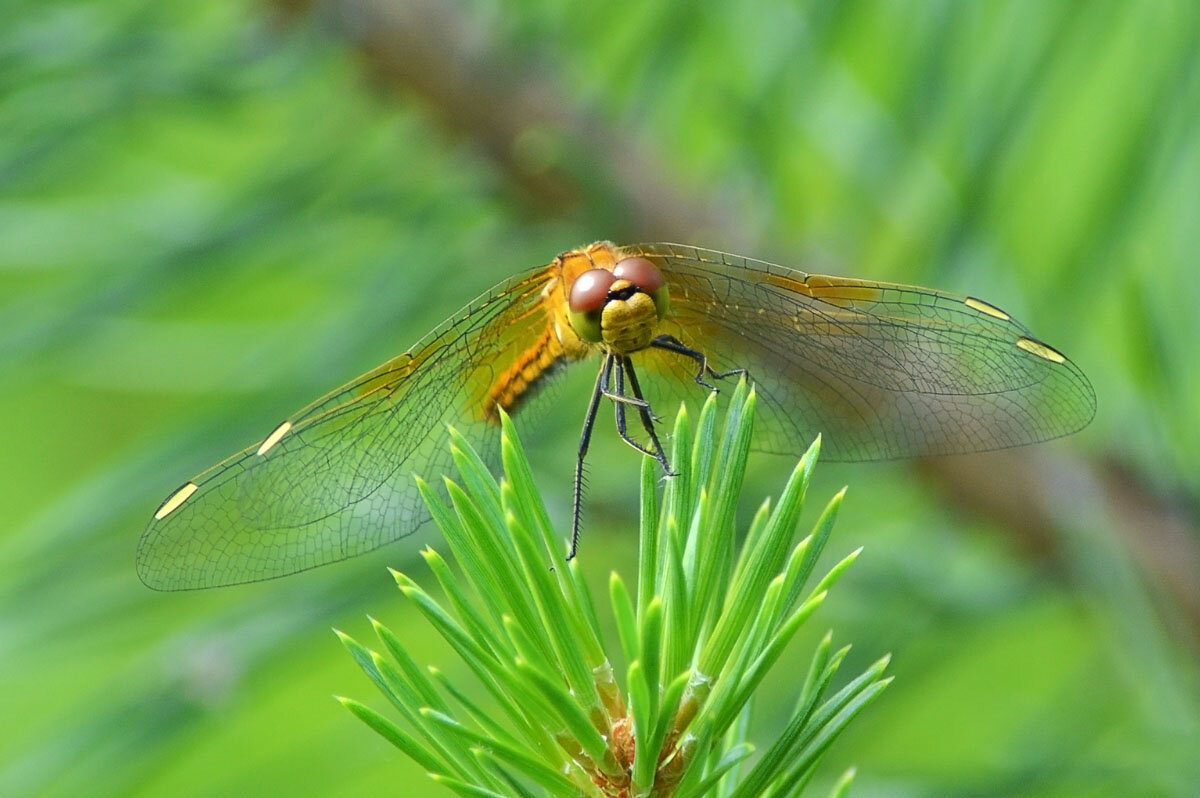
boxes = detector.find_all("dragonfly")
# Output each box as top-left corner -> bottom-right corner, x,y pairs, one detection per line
138,242 -> 1095,590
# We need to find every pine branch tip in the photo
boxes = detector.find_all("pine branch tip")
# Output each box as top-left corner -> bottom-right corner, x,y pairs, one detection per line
336,380 -> 884,795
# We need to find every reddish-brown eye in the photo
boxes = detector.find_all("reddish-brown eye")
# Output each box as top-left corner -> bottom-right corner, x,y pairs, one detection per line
613,257 -> 664,292
569,268 -> 616,313
614,256 -> 670,320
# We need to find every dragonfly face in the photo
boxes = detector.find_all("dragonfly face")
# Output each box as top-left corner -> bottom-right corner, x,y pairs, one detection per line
487,244 -> 671,414
139,242 -> 1095,590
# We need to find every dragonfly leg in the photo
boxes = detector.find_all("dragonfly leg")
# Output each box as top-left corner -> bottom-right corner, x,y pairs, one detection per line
651,334 -> 748,390
601,388 -> 653,411
620,355 -> 675,477
610,365 -> 657,457
570,354 -> 614,559
609,358 -> 671,469
604,357 -> 658,420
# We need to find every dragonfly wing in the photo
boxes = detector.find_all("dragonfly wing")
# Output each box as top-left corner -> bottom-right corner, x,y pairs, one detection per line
628,243 -> 1095,461
137,265 -> 555,590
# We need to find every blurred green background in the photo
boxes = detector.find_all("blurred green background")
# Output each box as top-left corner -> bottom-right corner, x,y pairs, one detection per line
3,0 -> 1198,795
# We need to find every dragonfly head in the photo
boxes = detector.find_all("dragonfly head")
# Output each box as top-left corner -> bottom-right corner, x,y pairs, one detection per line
567,258 -> 670,353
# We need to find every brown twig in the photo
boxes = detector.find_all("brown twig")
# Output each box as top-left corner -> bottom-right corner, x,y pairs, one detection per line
271,0 -> 722,243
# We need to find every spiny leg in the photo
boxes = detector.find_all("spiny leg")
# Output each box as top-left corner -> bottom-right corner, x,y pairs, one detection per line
651,334 -> 747,390
609,357 -> 673,475
609,360 -> 658,458
620,356 -> 674,476
601,370 -> 654,413
570,354 -> 613,560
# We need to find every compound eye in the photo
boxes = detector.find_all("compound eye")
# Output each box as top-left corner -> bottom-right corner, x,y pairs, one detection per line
569,269 -> 616,313
612,257 -> 664,292
613,257 -> 669,320
568,268 -> 616,342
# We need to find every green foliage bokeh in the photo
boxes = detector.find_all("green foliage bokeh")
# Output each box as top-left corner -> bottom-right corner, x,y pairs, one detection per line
1,1 -> 1197,796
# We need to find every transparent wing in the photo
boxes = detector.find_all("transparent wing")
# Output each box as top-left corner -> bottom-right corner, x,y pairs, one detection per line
137,265 -> 555,590
627,243 -> 1096,461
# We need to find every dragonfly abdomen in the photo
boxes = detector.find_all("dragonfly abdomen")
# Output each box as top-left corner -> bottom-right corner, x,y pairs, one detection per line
486,326 -> 568,420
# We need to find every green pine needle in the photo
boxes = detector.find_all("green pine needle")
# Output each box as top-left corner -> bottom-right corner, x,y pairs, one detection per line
338,381 -> 890,796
